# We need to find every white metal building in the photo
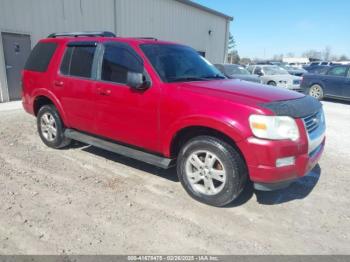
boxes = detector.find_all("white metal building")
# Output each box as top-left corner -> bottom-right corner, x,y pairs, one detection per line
0,0 -> 232,102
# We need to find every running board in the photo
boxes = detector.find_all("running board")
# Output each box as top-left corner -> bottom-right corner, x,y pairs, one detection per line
64,129 -> 174,169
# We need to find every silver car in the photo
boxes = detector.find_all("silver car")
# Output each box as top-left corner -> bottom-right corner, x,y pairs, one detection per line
214,64 -> 261,83
247,65 -> 302,91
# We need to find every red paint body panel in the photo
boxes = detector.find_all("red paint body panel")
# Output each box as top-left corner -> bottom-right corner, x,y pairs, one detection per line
22,36 -> 324,185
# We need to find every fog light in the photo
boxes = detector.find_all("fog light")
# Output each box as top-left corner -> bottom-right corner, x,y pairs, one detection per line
276,157 -> 295,167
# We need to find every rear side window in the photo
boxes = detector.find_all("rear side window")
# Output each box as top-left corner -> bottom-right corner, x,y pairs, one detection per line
327,66 -> 348,77
24,42 -> 57,72
60,46 -> 96,78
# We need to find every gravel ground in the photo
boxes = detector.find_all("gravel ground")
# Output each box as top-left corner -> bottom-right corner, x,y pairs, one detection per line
0,100 -> 349,255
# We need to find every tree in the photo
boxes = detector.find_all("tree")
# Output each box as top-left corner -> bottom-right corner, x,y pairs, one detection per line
227,50 -> 240,64
339,55 -> 349,61
240,57 -> 251,65
272,54 -> 284,61
303,50 -> 322,60
227,33 -> 237,63
323,46 -> 331,61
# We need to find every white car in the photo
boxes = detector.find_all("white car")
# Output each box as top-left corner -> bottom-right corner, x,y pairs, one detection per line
247,65 -> 302,91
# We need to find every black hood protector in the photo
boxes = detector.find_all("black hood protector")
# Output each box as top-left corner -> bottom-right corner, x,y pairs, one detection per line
261,95 -> 322,118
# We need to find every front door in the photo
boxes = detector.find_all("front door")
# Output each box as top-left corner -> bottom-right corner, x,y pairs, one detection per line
95,42 -> 160,152
1,33 -> 31,100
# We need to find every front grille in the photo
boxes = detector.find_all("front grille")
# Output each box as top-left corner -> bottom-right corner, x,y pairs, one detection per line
303,111 -> 322,134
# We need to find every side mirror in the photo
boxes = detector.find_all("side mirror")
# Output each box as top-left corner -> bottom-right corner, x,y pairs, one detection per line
127,71 -> 149,90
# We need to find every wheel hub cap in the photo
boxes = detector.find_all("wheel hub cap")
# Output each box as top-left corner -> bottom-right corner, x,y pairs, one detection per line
185,150 -> 227,196
40,112 -> 57,142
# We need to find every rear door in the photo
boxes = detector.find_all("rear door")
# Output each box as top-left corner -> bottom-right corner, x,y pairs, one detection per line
323,66 -> 348,97
54,41 -> 99,133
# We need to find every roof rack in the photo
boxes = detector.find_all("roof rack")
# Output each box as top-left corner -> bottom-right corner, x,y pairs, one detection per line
47,31 -> 116,38
133,37 -> 158,41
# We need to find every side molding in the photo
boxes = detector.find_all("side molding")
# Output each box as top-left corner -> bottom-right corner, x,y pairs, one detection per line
64,129 -> 174,169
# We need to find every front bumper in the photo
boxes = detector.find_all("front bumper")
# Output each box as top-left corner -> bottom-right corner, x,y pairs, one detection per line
237,118 -> 325,191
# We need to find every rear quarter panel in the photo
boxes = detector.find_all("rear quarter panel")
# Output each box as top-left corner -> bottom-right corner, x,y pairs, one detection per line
22,39 -> 70,125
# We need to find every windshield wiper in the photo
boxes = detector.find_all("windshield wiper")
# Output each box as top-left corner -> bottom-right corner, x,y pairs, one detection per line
168,77 -> 207,83
201,74 -> 226,79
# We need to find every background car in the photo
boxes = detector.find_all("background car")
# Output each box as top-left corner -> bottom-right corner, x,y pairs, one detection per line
301,65 -> 350,100
279,64 -> 307,77
247,65 -> 302,91
214,64 -> 261,83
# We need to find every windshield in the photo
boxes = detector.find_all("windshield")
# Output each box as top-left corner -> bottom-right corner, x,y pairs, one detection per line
263,66 -> 289,75
225,65 -> 250,75
140,44 -> 225,82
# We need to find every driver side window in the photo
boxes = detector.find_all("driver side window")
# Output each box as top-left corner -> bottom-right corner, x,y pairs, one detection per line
254,67 -> 263,75
101,42 -> 143,84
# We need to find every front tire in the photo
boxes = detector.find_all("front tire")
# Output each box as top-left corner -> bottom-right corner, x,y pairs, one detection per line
37,105 -> 71,149
177,136 -> 247,207
309,84 -> 324,100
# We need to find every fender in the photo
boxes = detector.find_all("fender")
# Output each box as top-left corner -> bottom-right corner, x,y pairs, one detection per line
31,88 -> 70,127
162,114 -> 248,157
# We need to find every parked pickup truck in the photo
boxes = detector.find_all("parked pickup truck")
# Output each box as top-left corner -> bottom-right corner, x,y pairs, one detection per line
22,31 -> 326,207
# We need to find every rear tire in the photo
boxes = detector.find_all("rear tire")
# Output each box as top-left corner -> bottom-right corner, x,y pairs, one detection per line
37,105 -> 71,149
309,84 -> 324,100
177,136 -> 247,207
267,81 -> 277,86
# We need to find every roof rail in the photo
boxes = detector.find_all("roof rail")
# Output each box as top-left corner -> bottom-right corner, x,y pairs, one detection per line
133,37 -> 158,41
47,31 -> 116,38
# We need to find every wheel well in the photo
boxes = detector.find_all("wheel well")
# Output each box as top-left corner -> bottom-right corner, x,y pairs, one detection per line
267,80 -> 276,85
170,126 -> 241,158
33,96 -> 53,116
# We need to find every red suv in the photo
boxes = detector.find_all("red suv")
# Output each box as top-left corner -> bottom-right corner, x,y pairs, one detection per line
22,32 -> 326,206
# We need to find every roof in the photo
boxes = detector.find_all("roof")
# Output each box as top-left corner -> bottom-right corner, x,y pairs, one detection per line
175,0 -> 233,21
42,36 -> 179,46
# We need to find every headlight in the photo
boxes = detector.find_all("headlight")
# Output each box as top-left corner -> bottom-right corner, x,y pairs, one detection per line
249,115 -> 300,141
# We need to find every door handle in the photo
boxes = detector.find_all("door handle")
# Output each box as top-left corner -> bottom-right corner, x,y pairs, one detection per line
97,87 -> 111,96
5,65 -> 13,70
54,80 -> 64,87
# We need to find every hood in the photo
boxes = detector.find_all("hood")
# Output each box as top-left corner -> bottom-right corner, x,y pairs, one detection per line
230,74 -> 261,83
288,69 -> 306,73
263,74 -> 302,81
177,79 -> 304,104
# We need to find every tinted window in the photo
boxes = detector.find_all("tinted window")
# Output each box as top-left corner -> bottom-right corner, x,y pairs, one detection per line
140,44 -> 224,82
101,43 -> 143,84
254,66 -> 262,75
24,42 -> 57,72
60,46 -> 96,78
327,66 -> 348,77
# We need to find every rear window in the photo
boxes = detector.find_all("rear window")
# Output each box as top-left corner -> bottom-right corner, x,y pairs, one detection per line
60,46 -> 96,78
24,42 -> 57,72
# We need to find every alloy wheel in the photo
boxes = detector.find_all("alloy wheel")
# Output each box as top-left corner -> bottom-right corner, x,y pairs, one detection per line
185,150 -> 227,196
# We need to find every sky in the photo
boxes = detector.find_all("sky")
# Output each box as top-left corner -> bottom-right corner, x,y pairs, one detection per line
194,0 -> 350,59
